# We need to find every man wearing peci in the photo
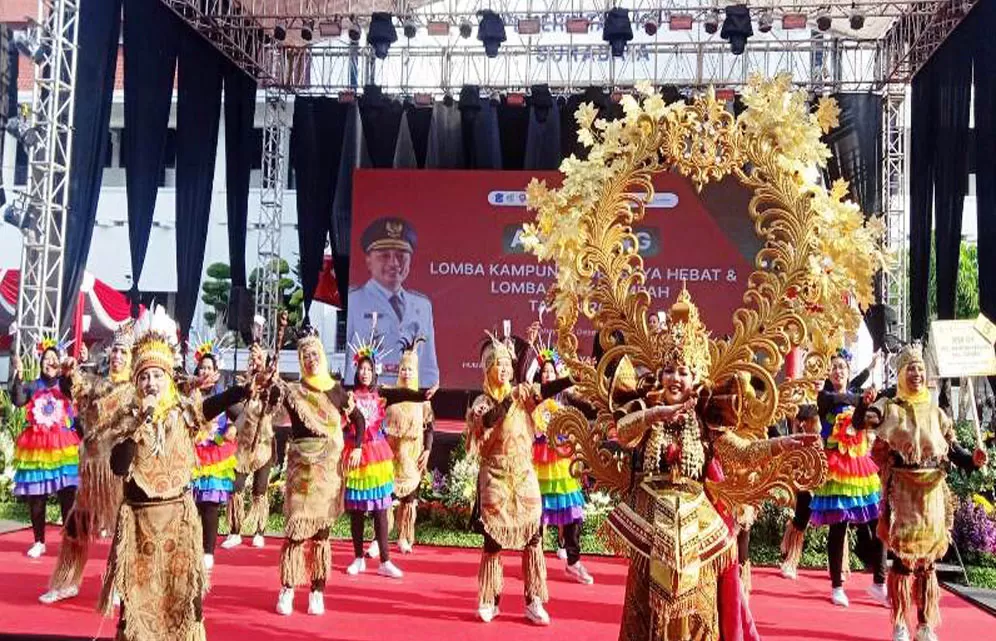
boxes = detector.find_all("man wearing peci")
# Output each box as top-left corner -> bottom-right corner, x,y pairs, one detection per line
346,217 -> 439,387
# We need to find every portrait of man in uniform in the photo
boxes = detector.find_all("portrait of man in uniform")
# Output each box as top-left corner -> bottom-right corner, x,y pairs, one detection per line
345,216 -> 439,386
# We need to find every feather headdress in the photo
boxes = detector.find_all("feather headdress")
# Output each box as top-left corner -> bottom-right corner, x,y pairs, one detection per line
131,304 -> 181,378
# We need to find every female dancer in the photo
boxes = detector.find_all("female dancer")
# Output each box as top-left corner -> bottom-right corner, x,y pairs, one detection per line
382,337 -> 435,555
263,326 -> 366,616
466,329 -> 573,625
96,305 -> 249,640
524,325 -> 593,585
8,338 -> 80,559
781,349 -> 887,607
41,328 -> 133,604
188,340 -> 238,571
860,342 -> 988,641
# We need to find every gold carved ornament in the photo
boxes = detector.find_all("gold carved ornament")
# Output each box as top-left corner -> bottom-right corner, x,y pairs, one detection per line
522,76 -> 891,506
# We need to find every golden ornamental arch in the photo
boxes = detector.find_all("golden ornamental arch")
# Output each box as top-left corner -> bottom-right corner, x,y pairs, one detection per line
522,75 -> 891,509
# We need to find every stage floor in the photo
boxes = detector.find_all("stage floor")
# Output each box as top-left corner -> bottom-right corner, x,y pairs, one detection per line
0,526 -> 991,640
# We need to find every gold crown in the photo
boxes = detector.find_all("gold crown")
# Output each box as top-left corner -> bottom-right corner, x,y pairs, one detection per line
132,334 -> 177,378
481,331 -> 516,370
658,286 -> 711,377
111,320 -> 134,350
896,342 -> 924,373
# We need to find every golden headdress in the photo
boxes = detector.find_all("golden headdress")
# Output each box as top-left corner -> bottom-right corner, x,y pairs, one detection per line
896,341 -> 925,373
110,320 -> 135,351
481,331 -> 516,371
131,305 -> 180,379
658,286 -> 711,378
397,335 -> 425,390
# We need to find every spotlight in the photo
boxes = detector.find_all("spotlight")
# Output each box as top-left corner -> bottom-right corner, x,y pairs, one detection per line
403,17 -> 417,39
704,9 -> 720,35
2,200 -> 40,235
477,10 -> 506,58
273,22 -> 286,41
13,29 -> 47,64
367,12 -> 397,58
5,106 -> 43,149
347,16 -> 362,42
758,9 -> 774,33
644,16 -> 659,36
721,4 -> 753,56
602,7 -> 634,58
849,4 -> 866,30
318,19 -> 341,37
816,7 -> 832,32
300,19 -> 313,41
459,19 -> 472,39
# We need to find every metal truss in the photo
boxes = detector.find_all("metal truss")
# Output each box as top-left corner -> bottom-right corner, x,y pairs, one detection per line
295,38 -> 881,93
254,73 -> 290,350
881,87 -> 907,341
879,0 -> 978,84
14,0 -> 79,359
158,0 -> 271,82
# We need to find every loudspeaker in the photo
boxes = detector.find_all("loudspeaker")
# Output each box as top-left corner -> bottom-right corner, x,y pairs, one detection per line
227,285 -> 254,342
864,304 -> 899,352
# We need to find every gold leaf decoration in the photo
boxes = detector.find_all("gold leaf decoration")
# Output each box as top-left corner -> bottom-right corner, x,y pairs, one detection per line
523,75 -> 890,498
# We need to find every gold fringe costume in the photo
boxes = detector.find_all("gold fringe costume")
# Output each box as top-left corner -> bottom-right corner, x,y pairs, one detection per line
95,305 -> 247,641
47,370 -> 132,594
228,395 -> 275,536
864,344 -> 984,633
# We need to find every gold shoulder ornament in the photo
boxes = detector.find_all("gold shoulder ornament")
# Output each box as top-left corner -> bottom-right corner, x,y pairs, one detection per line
522,76 -> 891,506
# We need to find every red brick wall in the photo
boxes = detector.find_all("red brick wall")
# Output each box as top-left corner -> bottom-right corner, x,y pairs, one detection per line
0,0 -> 36,23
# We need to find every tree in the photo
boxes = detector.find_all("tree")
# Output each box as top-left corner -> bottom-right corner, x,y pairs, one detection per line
201,262 -> 232,331
927,240 -> 980,321
249,256 -> 305,345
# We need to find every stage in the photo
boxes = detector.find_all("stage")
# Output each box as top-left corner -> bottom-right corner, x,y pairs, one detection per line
0,526 -> 992,641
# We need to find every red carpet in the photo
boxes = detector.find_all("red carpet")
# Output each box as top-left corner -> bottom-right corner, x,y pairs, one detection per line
0,526 -> 992,640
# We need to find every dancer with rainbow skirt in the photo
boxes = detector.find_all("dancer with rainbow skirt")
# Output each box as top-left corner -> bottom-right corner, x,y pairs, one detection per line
188,337 -> 239,571
781,348 -> 887,608
8,337 -> 80,559
524,323 -> 593,585
343,325 -> 405,579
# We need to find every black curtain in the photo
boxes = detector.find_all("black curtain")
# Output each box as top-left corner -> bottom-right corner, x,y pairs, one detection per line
123,0 -> 179,307
223,64 -> 256,289
931,36 -> 973,322
61,0 -> 123,327
222,63 -> 256,331
908,62 -> 936,340
174,30 -> 223,338
975,0 -> 996,327
825,94 -> 882,218
292,98 -> 348,312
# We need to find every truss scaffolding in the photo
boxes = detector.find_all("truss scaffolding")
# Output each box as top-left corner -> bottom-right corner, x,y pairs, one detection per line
14,0 -> 79,359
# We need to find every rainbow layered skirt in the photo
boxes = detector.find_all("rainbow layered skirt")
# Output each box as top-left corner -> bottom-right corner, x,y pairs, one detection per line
344,426 -> 394,512
810,409 -> 881,527
13,387 -> 80,497
533,435 -> 584,526
192,417 -> 238,504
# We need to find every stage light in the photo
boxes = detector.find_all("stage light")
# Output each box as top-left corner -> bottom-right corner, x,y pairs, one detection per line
273,22 -> 286,41
347,16 -> 362,42
427,20 -> 449,36
566,18 -> 590,34
318,19 -> 341,37
816,7 -> 832,32
477,10 -> 506,58
517,18 -> 541,35
704,9 -> 720,35
459,19 -> 473,39
669,14 -> 693,30
602,7 -> 633,58
849,4 -> 866,30
13,29 -> 47,65
368,12 -> 397,58
721,4 -> 753,56
6,106 -> 42,149
758,9 -> 774,33
2,200 -> 40,236
300,20 -> 314,41
644,16 -> 659,36
403,17 -> 417,39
